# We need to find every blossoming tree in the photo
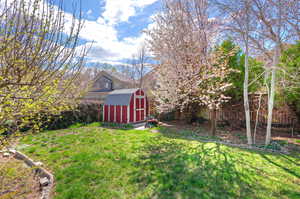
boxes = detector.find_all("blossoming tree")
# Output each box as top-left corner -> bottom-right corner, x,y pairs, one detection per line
0,0 -> 88,147
147,0 -> 237,135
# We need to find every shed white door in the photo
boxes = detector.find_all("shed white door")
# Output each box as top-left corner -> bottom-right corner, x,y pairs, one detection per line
135,94 -> 145,121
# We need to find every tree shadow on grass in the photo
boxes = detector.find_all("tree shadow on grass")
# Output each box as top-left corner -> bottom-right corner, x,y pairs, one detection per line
130,125 -> 300,199
130,136 -> 264,199
280,154 -> 300,166
157,126 -> 300,177
260,154 -> 300,178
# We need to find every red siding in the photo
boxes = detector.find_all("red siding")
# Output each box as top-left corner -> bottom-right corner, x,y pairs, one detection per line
146,97 -> 149,116
104,105 -> 109,122
141,97 -> 144,107
122,105 -> 127,123
129,95 -> 134,122
110,105 -> 115,122
116,105 -> 121,123
141,110 -> 144,121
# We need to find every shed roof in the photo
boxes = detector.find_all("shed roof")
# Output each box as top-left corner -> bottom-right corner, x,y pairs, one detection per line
104,88 -> 139,106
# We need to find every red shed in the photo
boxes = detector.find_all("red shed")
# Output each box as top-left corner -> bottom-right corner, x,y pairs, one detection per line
103,88 -> 149,123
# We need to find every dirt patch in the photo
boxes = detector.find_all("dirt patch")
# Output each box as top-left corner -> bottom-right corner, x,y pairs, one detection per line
160,120 -> 300,152
56,131 -> 79,137
0,156 -> 40,199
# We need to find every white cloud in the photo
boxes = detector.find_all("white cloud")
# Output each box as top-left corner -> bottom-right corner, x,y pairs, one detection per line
101,0 -> 158,25
87,59 -> 131,66
86,9 -> 92,15
85,9 -> 95,20
0,0 -> 159,65
77,30 -> 148,63
73,0 -> 159,64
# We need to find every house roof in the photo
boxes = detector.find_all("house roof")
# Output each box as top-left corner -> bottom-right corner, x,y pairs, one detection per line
104,88 -> 139,106
95,70 -> 133,83
89,70 -> 134,93
107,70 -> 133,82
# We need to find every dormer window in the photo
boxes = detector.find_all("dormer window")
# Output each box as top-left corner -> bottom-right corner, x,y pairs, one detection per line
105,82 -> 109,88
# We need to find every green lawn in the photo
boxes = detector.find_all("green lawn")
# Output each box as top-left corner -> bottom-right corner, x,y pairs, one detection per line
20,124 -> 300,199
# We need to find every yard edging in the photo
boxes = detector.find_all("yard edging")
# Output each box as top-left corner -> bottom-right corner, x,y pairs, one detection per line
8,149 -> 54,199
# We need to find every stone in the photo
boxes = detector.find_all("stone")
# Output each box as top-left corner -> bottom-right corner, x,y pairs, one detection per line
9,149 -> 16,154
40,177 -> 49,186
22,162 -> 30,168
280,147 -> 289,154
15,144 -> 30,150
3,152 -> 10,157
35,161 -> 43,167
151,129 -> 159,133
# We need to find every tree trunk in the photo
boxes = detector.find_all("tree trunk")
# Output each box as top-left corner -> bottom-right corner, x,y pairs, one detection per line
265,0 -> 283,145
253,93 -> 263,144
210,109 -> 217,136
265,45 -> 279,145
183,103 -> 199,124
265,70 -> 276,145
244,36 -> 252,145
243,0 -> 252,145
139,69 -> 143,88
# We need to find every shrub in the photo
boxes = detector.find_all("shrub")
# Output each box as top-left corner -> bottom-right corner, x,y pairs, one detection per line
44,102 -> 102,130
100,122 -> 134,130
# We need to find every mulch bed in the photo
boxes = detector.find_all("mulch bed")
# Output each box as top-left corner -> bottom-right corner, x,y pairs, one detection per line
0,155 -> 41,199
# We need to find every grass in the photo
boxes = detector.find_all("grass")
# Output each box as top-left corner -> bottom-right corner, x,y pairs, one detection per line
19,123 -> 300,199
68,122 -> 134,130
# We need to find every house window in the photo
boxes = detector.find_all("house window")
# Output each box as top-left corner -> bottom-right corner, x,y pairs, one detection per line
105,82 -> 109,88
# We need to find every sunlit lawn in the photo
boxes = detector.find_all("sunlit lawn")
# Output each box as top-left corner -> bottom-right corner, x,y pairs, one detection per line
20,123 -> 300,199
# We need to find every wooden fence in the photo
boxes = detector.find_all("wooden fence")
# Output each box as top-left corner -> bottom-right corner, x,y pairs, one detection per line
216,110 -> 298,128
215,94 -> 299,129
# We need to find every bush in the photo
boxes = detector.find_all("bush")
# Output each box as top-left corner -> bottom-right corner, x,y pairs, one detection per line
44,103 -> 102,130
159,111 -> 175,121
279,41 -> 300,119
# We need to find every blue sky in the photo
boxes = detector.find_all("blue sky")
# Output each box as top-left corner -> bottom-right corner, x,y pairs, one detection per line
49,0 -> 161,66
